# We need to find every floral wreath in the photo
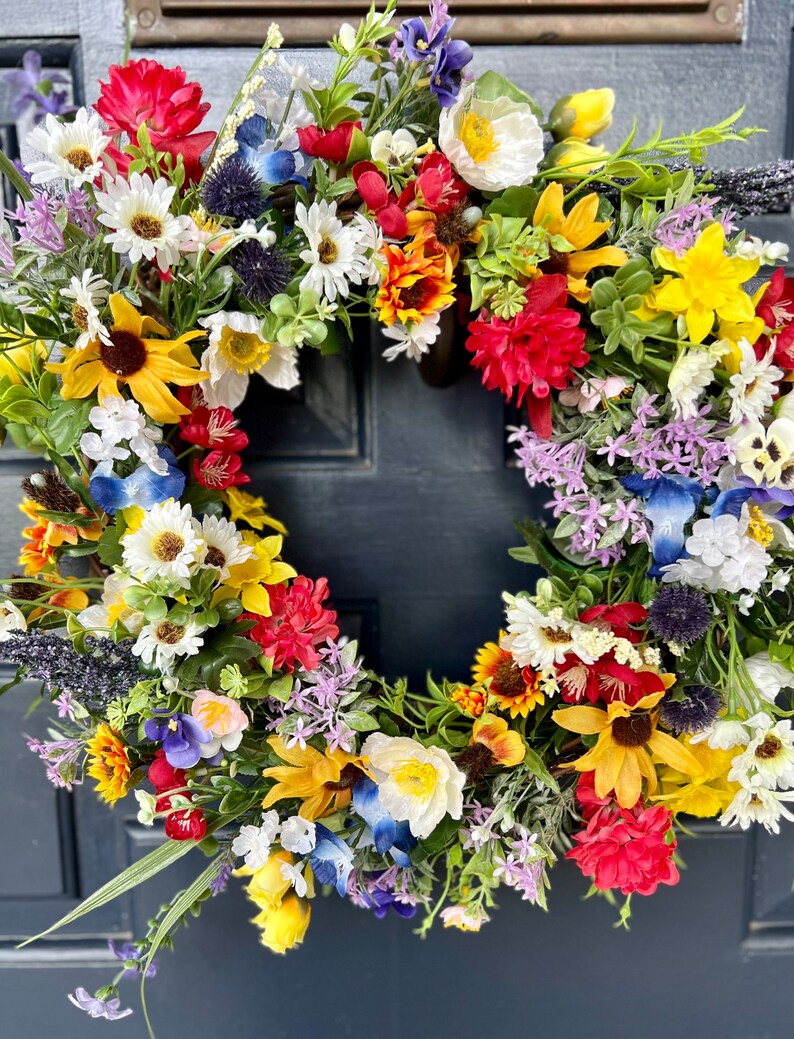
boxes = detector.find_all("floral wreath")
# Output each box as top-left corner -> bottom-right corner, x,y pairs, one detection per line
1,2 -> 794,1030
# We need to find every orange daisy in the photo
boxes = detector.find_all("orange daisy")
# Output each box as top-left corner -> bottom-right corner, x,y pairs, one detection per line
85,723 -> 131,805
473,634 -> 545,718
374,235 -> 456,327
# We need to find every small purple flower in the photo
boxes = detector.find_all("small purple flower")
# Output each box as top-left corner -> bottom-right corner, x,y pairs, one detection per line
64,188 -> 98,237
8,196 -> 64,252
108,941 -> 158,980
0,236 -> 14,278
53,690 -> 76,721
2,50 -> 70,120
429,39 -> 473,108
144,711 -> 211,768
399,17 -> 450,61
67,987 -> 133,1021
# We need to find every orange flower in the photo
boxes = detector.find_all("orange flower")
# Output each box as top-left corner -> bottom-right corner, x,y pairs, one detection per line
86,723 -> 131,804
20,497 -> 103,548
450,683 -> 486,718
456,712 -> 525,782
472,634 -> 545,718
19,521 -> 55,575
405,208 -> 477,268
374,235 -> 456,327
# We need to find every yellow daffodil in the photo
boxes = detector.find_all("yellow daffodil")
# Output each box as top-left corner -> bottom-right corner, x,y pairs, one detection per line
472,633 -> 545,717
653,222 -> 760,344
548,88 -> 615,141
552,692 -> 702,809
85,723 -> 130,804
46,293 -> 207,424
253,893 -> 312,954
718,281 -> 769,371
532,182 -> 627,302
223,487 -> 287,535
236,850 -> 297,910
651,737 -> 739,818
262,736 -> 369,820
223,533 -> 296,616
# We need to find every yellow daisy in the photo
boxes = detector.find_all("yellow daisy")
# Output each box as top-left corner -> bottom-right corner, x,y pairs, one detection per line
85,723 -> 131,805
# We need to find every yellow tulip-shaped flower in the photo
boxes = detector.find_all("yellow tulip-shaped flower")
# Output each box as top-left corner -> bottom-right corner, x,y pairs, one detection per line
532,182 -> 627,303
254,893 -> 312,954
552,692 -> 702,809
223,533 -> 296,616
46,293 -> 207,424
548,88 -> 615,141
653,222 -> 760,344
545,139 -> 608,181
223,487 -> 287,535
262,736 -> 369,820
0,330 -> 46,384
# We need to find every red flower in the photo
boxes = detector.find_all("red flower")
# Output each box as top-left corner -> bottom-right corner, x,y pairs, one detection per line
556,652 -> 666,706
193,450 -> 250,490
297,121 -> 361,166
353,162 -> 407,238
180,404 -> 249,453
400,153 -> 468,213
148,748 -> 186,792
567,788 -> 679,897
579,602 -> 647,644
465,274 -> 589,438
573,771 -> 614,821
96,60 -> 215,184
157,792 -> 207,841
755,267 -> 794,370
243,576 -> 339,672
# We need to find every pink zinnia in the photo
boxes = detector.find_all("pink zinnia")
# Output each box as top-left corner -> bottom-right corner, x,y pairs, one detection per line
244,576 -> 339,673
567,780 -> 679,896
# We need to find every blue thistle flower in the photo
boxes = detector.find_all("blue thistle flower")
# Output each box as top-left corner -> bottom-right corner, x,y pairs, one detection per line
647,585 -> 711,646
231,239 -> 293,304
661,685 -> 721,735
201,155 -> 263,223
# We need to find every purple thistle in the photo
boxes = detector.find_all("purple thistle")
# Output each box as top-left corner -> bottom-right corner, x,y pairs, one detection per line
231,239 -> 293,304
647,585 -> 712,646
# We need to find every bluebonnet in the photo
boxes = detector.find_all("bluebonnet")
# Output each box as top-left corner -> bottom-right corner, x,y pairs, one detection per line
144,711 -> 211,769
399,17 -> 450,61
429,40 -> 473,108
621,474 -> 704,577
89,448 -> 185,515
352,776 -> 416,867
309,823 -> 355,896
236,115 -> 309,188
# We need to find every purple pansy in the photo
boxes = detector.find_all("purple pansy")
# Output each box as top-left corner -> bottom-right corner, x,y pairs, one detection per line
67,987 -> 133,1021
399,17 -> 451,61
108,940 -> 158,980
429,39 -> 473,107
144,711 -> 211,769
2,50 -> 71,120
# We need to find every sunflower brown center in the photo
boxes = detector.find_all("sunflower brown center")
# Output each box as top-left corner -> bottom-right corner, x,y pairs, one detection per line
542,247 -> 570,276
71,303 -> 89,331
155,621 -> 186,645
540,625 -> 573,645
755,734 -> 783,760
130,213 -> 164,240
318,235 -> 338,264
324,762 -> 364,791
99,329 -> 148,377
433,203 -> 469,248
152,531 -> 185,562
492,658 -> 528,699
204,546 -> 227,569
399,281 -> 429,311
64,146 -> 93,171
611,712 -> 653,748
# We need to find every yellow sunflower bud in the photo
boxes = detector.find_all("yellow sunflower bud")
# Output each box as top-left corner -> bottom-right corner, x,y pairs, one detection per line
548,88 -> 614,141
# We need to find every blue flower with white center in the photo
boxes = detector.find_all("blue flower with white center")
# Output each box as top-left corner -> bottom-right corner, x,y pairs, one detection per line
236,115 -> 309,189
621,473 -> 705,577
89,448 -> 185,514
352,776 -> 417,867
309,823 -> 354,896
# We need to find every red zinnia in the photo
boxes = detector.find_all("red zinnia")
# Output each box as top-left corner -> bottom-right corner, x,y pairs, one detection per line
243,575 -> 339,672
193,450 -> 250,490
96,59 -> 215,183
567,776 -> 679,896
754,267 -> 794,370
297,121 -> 361,166
466,274 -> 589,438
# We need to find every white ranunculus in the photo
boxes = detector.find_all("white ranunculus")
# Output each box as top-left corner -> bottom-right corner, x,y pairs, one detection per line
438,83 -> 544,192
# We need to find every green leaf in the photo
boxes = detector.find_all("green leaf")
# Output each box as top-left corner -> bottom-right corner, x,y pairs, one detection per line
266,673 -> 293,702
523,747 -> 559,793
344,709 -> 379,732
141,856 -> 223,977
474,71 -> 542,120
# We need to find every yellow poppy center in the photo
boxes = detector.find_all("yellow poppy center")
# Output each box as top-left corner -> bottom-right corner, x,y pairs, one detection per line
393,760 -> 437,800
755,734 -> 783,760
155,620 -> 186,645
152,531 -> 185,562
64,146 -> 93,171
130,213 -> 164,240
747,505 -> 773,548
196,700 -> 230,730
218,327 -> 272,375
318,236 -> 338,264
460,112 -> 499,164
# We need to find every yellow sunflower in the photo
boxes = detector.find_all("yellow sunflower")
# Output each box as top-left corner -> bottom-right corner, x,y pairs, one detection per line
472,634 -> 545,718
552,692 -> 703,809
47,293 -> 207,424
262,736 -> 370,820
532,181 -> 627,302
85,723 -> 131,805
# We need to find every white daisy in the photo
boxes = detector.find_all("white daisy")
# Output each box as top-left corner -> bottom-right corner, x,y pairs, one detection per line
280,815 -> 316,855
728,338 -> 784,425
350,211 -> 382,285
96,172 -> 192,272
382,312 -> 441,362
62,269 -> 111,349
198,310 -> 300,409
295,200 -> 369,302
122,499 -> 204,587
691,716 -> 751,751
502,595 -> 595,671
0,600 -> 26,640
195,514 -> 253,581
25,108 -> 110,188
729,716 -> 794,789
667,342 -> 727,420
132,616 -> 204,671
721,780 -> 794,834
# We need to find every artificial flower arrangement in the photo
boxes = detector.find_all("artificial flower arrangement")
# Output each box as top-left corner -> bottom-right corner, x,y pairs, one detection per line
1,0 -> 793,1027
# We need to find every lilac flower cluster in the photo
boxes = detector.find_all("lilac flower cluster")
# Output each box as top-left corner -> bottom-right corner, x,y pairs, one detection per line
598,398 -> 731,484
209,850 -> 236,896
347,865 -> 424,917
460,800 -> 500,850
6,196 -> 64,252
508,425 -> 587,495
493,827 -> 546,904
26,734 -> 82,789
654,195 -> 738,255
64,188 -> 98,238
268,639 -> 367,752
546,493 -> 648,567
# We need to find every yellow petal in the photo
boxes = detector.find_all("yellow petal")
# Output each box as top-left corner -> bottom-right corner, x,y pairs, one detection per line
613,750 -> 642,809
647,730 -> 703,777
552,705 -> 608,734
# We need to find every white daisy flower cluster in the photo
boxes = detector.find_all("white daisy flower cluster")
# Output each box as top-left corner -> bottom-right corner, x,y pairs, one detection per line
295,200 -> 376,302
80,397 -> 167,475
26,108 -> 110,188
96,172 -> 193,272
